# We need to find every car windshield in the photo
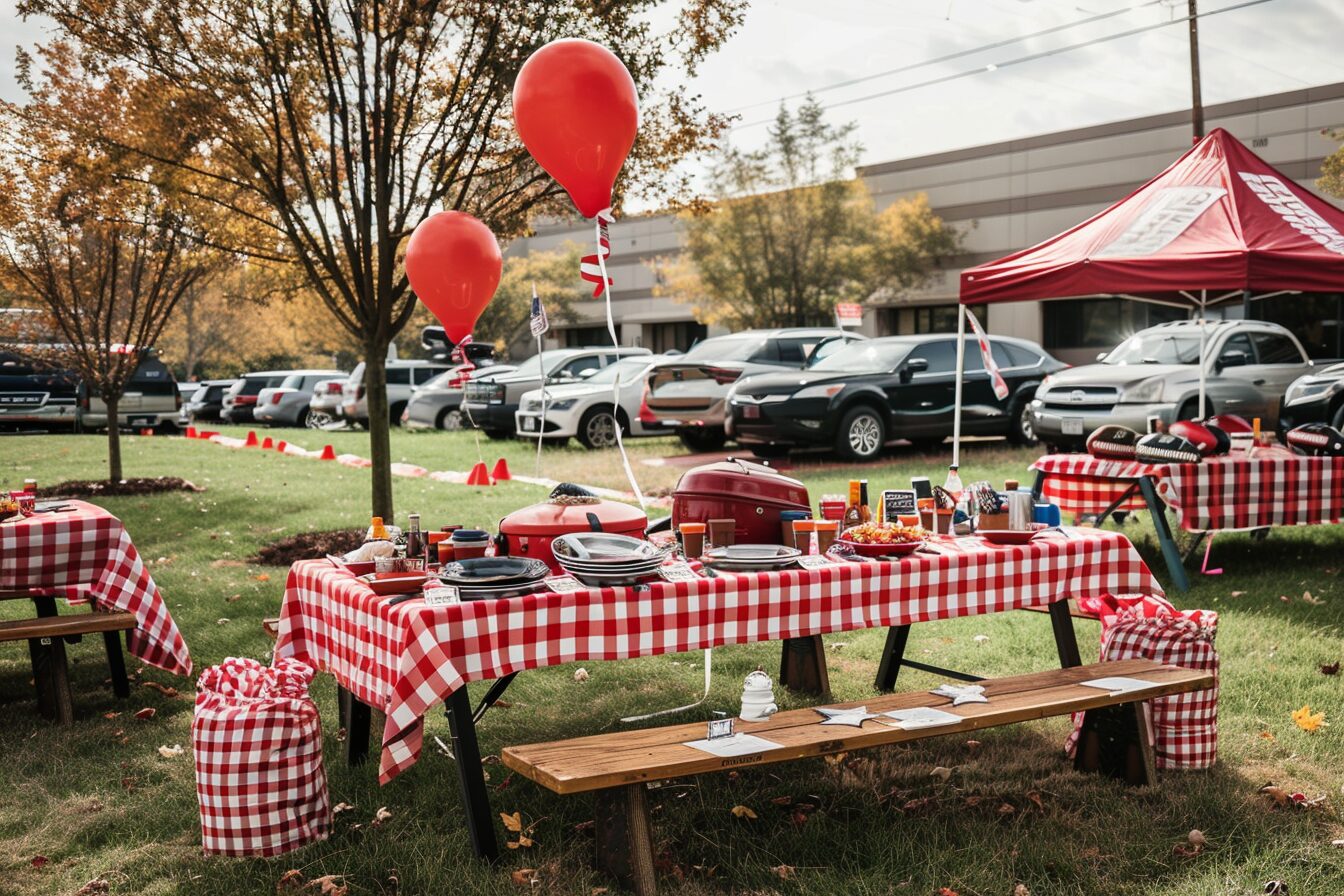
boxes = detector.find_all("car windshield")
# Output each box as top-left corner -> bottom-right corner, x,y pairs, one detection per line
810,341 -> 911,373
683,335 -> 765,363
1104,332 -> 1202,365
585,357 -> 649,385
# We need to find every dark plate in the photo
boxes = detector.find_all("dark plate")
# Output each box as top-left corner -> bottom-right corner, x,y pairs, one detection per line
439,556 -> 550,586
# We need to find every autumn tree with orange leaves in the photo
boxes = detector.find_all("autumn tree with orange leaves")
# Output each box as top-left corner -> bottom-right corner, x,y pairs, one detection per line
23,0 -> 745,520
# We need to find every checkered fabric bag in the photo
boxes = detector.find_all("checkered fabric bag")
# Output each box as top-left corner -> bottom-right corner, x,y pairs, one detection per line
1066,605 -> 1219,770
192,657 -> 331,856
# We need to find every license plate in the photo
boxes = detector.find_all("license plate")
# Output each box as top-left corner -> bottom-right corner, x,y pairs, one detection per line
521,417 -> 537,432
1061,418 -> 1084,436
743,405 -> 760,419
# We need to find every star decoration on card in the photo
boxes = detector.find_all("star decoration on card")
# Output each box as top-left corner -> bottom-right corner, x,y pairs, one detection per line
815,706 -> 880,727
930,684 -> 989,706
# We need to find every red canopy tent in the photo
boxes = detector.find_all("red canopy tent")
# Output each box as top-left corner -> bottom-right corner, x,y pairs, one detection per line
949,128 -> 1344,463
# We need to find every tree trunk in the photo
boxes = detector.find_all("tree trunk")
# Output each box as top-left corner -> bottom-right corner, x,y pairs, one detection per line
363,339 -> 394,522
105,395 -> 123,483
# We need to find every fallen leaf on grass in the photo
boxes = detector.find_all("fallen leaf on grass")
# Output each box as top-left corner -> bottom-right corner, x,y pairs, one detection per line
216,618 -> 231,625
1025,791 -> 1045,812
770,795 -> 793,806
573,668 -> 589,682
770,864 -> 796,880
75,879 -> 109,896
506,835 -> 535,849
509,868 -> 539,886
938,888 -> 960,896
790,808 -> 809,827
929,766 -> 953,782
501,811 -> 523,832
1013,886 -> 1031,896
103,711 -> 121,720
1229,590 -> 1246,597
332,802 -> 354,816
1174,828 -> 1207,857
965,739 -> 982,756
121,776 -> 137,792
997,802 -> 1016,816
225,593 -> 242,603
310,876 -> 348,896
1321,661 -> 1340,676
973,634 -> 990,643
134,707 -> 156,720
1302,591 -> 1325,606
1260,731 -> 1276,740
142,681 -> 179,698
1331,839 -> 1344,848
30,855 -> 48,869
276,870 -> 306,891
371,806 -> 392,827
255,573 -> 271,582
730,805 -> 757,819
1292,704 -> 1327,732
157,743 -> 184,758
823,752 -> 847,766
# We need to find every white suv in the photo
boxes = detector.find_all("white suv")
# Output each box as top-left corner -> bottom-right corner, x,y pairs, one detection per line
342,359 -> 454,425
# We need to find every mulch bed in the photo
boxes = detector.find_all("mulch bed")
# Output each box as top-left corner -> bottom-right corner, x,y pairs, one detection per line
36,477 -> 204,498
250,529 -> 366,567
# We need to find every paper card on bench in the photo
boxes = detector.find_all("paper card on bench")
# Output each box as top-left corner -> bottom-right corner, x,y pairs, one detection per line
1078,676 -> 1160,694
882,707 -> 963,729
682,733 -> 782,758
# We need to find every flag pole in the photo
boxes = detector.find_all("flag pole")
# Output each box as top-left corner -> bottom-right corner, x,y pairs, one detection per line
531,283 -> 547,478
952,307 -> 967,468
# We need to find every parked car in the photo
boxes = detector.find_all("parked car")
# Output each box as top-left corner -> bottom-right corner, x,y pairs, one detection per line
254,369 -> 348,427
0,350 -> 80,431
462,347 -> 650,439
222,371 -> 288,424
80,352 -> 182,432
1280,360 -> 1344,434
306,378 -> 349,428
1029,320 -> 1312,450
403,364 -> 517,431
341,359 -> 454,426
644,328 -> 866,452
727,335 -> 1062,460
515,354 -> 669,448
179,379 -> 236,426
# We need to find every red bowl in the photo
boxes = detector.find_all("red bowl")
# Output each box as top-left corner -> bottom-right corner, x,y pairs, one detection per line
837,538 -> 922,558
976,529 -> 1037,546
359,572 -> 430,595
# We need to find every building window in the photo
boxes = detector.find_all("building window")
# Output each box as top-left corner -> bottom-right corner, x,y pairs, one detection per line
883,305 -> 960,335
646,321 -> 708,354
562,326 -> 611,348
1042,298 -> 1185,351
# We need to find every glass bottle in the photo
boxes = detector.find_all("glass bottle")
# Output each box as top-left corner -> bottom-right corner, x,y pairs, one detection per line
858,480 -> 873,524
405,513 -> 423,561
943,464 -> 964,498
842,479 -> 863,530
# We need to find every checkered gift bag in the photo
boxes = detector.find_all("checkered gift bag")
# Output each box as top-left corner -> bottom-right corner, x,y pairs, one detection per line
1066,604 -> 1220,770
193,657 -> 331,856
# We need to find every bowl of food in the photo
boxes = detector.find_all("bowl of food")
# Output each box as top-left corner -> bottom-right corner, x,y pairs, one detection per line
838,521 -> 927,557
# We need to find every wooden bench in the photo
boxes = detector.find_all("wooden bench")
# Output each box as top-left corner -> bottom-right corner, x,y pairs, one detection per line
503,659 -> 1214,896
0,609 -> 136,724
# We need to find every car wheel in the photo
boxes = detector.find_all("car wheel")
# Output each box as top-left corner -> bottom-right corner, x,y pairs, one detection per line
306,410 -> 331,429
483,428 -> 511,441
437,409 -> 465,431
389,402 -> 407,426
835,405 -> 885,461
578,408 -> 621,449
678,427 -> 727,453
1006,393 -> 1038,446
1176,398 -> 1210,422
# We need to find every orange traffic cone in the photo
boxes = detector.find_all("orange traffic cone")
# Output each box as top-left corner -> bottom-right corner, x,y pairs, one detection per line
276,440 -> 288,453
466,461 -> 493,486
491,458 -> 512,481
261,436 -> 273,450
245,430 -> 259,447
186,426 -> 197,439
319,444 -> 337,461
139,428 -> 154,437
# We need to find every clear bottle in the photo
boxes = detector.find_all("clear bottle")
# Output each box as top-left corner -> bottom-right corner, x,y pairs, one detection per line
943,465 -> 964,498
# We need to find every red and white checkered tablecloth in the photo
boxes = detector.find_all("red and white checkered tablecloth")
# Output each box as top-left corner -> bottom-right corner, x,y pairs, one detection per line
0,500 -> 192,676
275,528 -> 1163,783
1030,454 -> 1164,516
1156,450 -> 1344,531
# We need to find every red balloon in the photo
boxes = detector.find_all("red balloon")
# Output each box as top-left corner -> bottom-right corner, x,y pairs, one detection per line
405,211 -> 502,343
513,38 -> 639,219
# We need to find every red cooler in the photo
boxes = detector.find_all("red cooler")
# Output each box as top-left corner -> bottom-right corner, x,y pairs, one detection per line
672,458 -> 810,545
495,499 -> 648,573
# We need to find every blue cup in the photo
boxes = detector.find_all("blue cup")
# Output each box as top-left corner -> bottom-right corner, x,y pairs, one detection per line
1033,503 -> 1061,527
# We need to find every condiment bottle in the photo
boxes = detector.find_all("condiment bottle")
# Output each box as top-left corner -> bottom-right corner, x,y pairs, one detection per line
405,513 -> 423,561
858,480 -> 873,524
842,480 -> 863,530
366,516 -> 390,542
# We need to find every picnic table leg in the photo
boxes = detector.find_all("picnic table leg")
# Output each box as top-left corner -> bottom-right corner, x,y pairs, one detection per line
594,783 -> 657,896
472,672 -> 518,724
1047,599 -> 1082,669
874,624 -> 911,692
446,686 -> 499,862
103,631 -> 130,699
28,596 -> 75,723
1138,475 -> 1189,592
338,686 -> 371,766
1074,700 -> 1157,786
778,636 -> 830,697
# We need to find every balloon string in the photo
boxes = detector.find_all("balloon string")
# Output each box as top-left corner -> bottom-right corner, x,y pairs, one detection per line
535,331 -> 545,479
584,209 -> 645,509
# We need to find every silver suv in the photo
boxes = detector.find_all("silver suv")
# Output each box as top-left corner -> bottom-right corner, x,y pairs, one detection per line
1030,319 -> 1312,449
341,359 -> 454,425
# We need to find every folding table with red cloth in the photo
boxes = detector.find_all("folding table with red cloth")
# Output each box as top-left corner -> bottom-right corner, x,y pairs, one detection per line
276,527 -> 1162,859
0,499 -> 193,677
1031,448 -> 1344,592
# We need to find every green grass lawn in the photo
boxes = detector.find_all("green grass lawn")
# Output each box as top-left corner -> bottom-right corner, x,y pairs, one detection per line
1,427 -> 1342,896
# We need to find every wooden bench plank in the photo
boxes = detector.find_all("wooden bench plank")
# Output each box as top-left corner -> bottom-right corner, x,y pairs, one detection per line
503,660 -> 1213,795
0,611 -> 137,643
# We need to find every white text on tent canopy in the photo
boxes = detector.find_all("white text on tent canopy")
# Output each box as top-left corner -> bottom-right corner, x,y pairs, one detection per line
1095,186 -> 1226,258
1239,172 -> 1344,256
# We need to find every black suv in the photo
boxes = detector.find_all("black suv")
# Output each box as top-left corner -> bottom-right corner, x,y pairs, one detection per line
727,334 -> 1064,460
0,351 -> 81,431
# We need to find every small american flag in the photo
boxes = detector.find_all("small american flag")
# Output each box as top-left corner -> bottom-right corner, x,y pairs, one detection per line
965,307 -> 1009,400
529,284 -> 548,337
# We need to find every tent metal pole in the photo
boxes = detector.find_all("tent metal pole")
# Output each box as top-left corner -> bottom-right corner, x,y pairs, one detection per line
952,307 -> 967,468
1198,289 -> 1208,419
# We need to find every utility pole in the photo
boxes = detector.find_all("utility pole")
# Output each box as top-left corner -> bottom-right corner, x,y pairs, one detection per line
1187,0 -> 1204,142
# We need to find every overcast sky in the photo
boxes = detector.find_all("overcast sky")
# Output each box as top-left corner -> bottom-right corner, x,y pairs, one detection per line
4,0 -> 1342,170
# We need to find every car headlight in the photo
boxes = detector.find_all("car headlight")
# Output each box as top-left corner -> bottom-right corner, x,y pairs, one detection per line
547,399 -> 578,411
1120,377 -> 1165,404
793,383 -> 844,400
1285,379 -> 1337,405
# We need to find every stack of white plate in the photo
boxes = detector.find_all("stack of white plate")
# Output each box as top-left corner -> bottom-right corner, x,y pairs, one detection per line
702,544 -> 802,572
553,533 -> 667,586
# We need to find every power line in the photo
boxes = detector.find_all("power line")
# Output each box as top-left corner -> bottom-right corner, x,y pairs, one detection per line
724,0 -> 1165,115
728,0 -> 1275,130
